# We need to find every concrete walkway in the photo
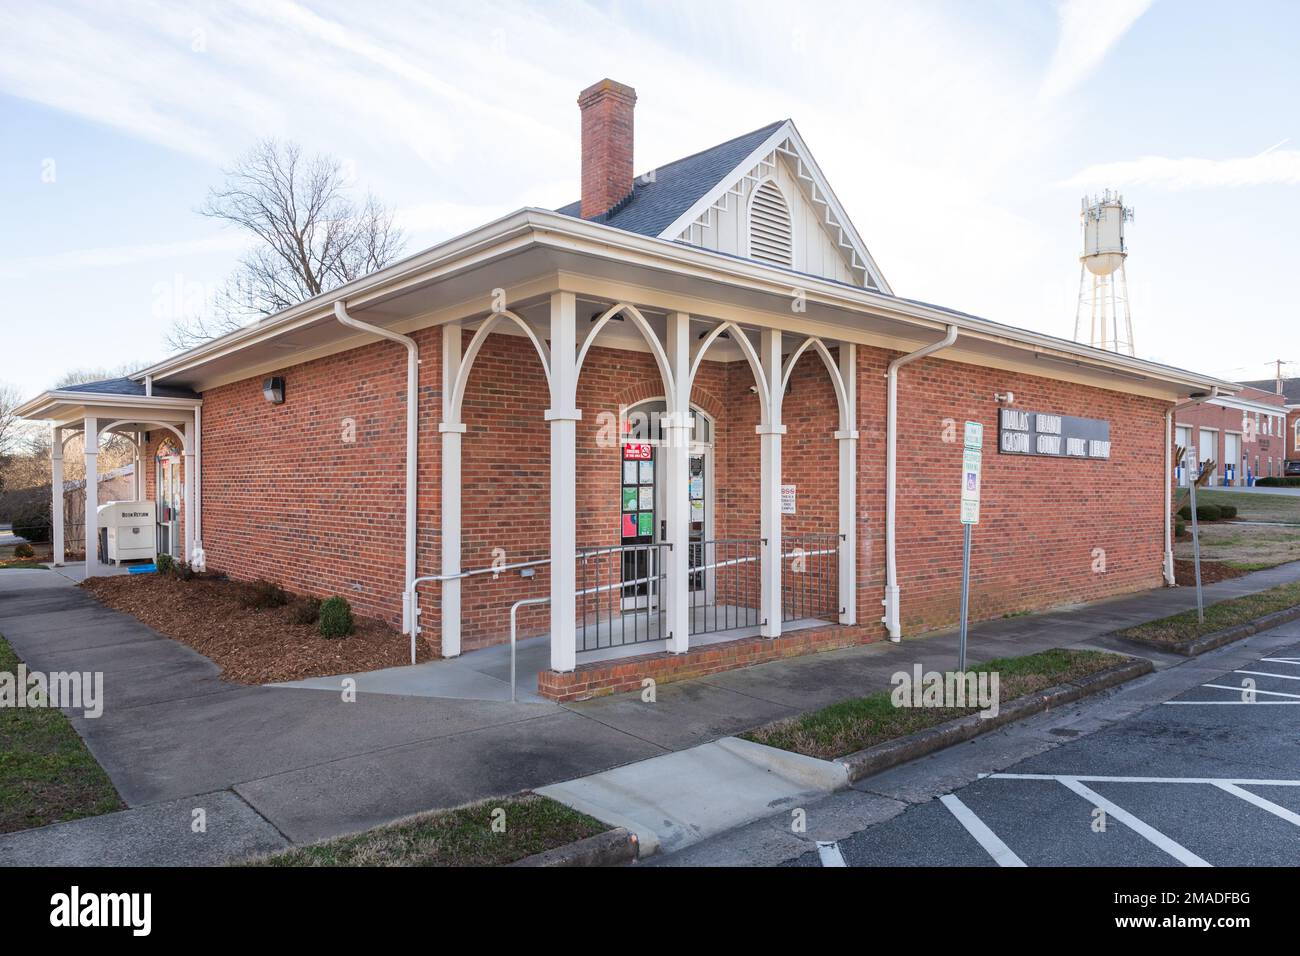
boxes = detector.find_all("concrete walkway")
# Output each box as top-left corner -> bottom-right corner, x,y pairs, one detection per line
3,559 -> 1300,864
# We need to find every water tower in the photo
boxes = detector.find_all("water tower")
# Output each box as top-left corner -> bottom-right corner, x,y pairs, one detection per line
1074,189 -> 1135,356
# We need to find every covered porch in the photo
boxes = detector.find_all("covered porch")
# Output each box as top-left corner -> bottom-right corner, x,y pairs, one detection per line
416,280 -> 863,677
15,382 -> 204,579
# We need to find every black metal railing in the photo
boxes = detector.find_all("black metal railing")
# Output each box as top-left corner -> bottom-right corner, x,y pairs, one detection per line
781,532 -> 842,624
576,543 -> 671,652
689,537 -> 764,635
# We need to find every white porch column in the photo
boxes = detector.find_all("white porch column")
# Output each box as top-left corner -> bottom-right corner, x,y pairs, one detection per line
51,426 -> 64,566
662,311 -> 692,654
83,416 -> 100,579
836,343 -> 858,625
547,292 -> 580,672
439,322 -> 465,657
133,431 -> 143,501
758,328 -> 785,638
182,420 -> 195,566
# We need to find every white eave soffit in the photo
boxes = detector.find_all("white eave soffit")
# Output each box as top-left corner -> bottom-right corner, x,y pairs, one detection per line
656,120 -> 892,295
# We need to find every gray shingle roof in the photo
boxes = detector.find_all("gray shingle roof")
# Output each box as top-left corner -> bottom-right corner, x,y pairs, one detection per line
57,377 -> 199,400
1239,378 -> 1300,404
556,120 -> 787,237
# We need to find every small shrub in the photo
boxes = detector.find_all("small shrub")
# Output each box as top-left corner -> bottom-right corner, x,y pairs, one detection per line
1196,504 -> 1222,522
1175,521 -> 1186,538
12,501 -> 51,544
155,553 -> 176,575
318,596 -> 354,638
13,543 -> 35,559
241,579 -> 289,609
1218,504 -> 1238,519
1176,505 -> 1192,521
287,597 -> 321,626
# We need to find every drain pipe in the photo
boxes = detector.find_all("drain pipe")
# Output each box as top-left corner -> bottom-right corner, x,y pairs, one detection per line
334,300 -> 420,635
1164,387 -> 1222,586
884,324 -> 959,642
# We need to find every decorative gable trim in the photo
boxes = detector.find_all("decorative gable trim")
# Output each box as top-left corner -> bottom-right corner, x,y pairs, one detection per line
656,120 -> 891,293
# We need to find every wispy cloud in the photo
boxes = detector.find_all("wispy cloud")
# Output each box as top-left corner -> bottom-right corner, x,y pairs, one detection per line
1039,0 -> 1154,101
0,236 -> 248,281
1064,148 -> 1300,190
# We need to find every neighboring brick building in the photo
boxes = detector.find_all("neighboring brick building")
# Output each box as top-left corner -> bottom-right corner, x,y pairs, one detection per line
1238,376 -> 1300,469
1173,386 -> 1289,486
17,79 -> 1236,699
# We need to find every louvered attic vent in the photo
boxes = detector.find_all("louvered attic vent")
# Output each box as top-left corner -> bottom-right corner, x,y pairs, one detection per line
748,181 -> 792,267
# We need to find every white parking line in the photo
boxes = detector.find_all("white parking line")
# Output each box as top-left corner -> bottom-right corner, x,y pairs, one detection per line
1055,777 -> 1212,867
939,794 -> 1026,867
989,773 -> 1300,786
816,841 -> 847,867
1235,669 -> 1300,682
1203,683 -> 1300,699
1212,783 -> 1300,828
1164,700 -> 1300,705
1260,658 -> 1300,666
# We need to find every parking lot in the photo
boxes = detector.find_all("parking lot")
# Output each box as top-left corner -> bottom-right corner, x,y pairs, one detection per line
796,639 -> 1300,867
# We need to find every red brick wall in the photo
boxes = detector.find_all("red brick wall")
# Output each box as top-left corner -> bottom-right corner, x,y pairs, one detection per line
189,327 -> 1175,655
865,349 -> 1169,631
1176,392 -> 1289,482
195,328 -> 443,628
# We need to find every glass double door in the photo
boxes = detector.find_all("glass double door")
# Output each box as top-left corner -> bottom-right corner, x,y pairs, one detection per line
619,443 -> 708,610
156,455 -> 182,558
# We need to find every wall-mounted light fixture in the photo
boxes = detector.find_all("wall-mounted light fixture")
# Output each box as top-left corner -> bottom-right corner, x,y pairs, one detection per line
263,376 -> 286,405
995,391 -> 1015,405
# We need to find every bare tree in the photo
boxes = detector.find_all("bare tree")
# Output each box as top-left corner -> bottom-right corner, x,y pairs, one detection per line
0,383 -> 21,459
167,139 -> 406,350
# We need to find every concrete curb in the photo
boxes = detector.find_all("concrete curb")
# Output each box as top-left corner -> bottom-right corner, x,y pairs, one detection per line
1118,603 -> 1300,657
836,656 -> 1153,784
510,827 -> 639,867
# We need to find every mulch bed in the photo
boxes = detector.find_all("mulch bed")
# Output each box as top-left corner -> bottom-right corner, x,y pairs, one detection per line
81,574 -> 435,684
1173,558 -> 1250,586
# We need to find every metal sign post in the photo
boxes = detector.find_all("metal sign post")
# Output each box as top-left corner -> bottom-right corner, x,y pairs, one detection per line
1185,446 -> 1205,624
958,422 -> 983,672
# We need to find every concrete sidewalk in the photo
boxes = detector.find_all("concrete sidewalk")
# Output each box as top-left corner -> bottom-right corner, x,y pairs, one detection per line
2,560 -> 1300,864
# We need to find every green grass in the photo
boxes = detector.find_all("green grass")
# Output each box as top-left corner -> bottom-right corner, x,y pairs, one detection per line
1194,489 -> 1300,524
1117,581 -> 1300,645
0,561 -> 46,570
0,634 -> 124,833
245,793 -> 607,867
742,648 -> 1121,760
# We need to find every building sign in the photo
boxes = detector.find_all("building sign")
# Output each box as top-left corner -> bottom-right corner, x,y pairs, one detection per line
623,442 -> 652,461
781,484 -> 796,515
961,422 -> 982,525
997,408 -> 1111,460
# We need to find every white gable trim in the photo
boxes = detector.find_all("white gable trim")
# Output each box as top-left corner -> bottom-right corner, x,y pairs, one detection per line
656,120 -> 892,294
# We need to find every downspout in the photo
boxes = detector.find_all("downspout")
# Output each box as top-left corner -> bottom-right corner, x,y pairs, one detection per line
1164,386 -> 1222,586
334,300 -> 420,635
884,324 -> 959,642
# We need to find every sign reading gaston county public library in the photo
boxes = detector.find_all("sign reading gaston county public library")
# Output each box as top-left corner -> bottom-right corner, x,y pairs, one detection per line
997,408 -> 1111,460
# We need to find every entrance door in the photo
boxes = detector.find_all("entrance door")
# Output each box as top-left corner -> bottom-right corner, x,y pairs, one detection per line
1224,433 -> 1242,486
156,454 -> 182,558
620,441 -> 657,610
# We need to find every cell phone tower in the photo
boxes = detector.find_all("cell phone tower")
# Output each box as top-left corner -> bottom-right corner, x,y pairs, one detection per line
1074,190 -> 1135,356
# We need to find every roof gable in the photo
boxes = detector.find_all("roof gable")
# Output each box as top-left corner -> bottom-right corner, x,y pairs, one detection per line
557,119 -> 889,291
1240,378 -> 1300,404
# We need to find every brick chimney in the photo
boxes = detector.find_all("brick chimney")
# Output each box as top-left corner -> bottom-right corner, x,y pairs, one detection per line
578,78 -> 637,220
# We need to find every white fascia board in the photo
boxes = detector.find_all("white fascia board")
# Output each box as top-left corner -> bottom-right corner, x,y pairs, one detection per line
15,390 -> 202,421
134,209 -> 539,383
133,206 -> 1235,399
1209,395 -> 1288,416
531,213 -> 1235,396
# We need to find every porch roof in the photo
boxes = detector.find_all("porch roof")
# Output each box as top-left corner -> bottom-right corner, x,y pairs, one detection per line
105,207 -> 1238,403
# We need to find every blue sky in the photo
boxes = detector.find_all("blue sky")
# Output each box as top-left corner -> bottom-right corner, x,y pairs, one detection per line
2,0 -> 1298,400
